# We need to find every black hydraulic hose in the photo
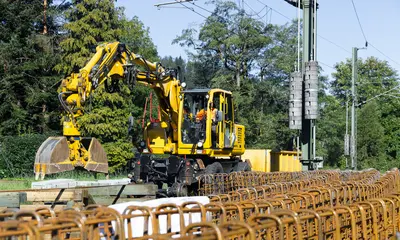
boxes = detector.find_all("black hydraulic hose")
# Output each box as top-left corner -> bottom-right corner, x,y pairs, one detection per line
141,57 -> 151,72
58,91 -> 76,125
145,164 -> 168,177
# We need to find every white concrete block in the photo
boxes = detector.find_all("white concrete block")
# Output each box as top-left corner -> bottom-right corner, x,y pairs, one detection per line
32,178 -> 132,189
31,179 -> 76,189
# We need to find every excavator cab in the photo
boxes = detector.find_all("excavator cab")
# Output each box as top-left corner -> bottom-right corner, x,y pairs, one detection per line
178,89 -> 240,153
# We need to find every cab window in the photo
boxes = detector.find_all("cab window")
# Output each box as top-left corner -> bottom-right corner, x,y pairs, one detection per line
181,93 -> 208,144
226,94 -> 233,122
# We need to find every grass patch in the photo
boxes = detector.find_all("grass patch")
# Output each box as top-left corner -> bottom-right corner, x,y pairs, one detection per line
0,169 -> 128,190
0,179 -> 32,190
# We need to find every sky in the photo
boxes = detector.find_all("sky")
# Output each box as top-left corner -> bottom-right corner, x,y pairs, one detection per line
114,0 -> 400,80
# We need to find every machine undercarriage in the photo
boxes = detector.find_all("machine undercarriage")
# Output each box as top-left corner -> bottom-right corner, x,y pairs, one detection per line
127,153 -> 250,197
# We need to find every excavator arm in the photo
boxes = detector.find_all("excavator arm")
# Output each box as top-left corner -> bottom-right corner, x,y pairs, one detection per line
34,42 -> 183,180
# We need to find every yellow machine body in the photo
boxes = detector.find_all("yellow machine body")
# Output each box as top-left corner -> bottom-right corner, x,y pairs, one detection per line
144,88 -> 245,157
34,42 -> 246,180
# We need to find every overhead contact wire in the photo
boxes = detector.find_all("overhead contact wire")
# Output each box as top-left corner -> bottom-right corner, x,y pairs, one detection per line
350,0 -> 368,44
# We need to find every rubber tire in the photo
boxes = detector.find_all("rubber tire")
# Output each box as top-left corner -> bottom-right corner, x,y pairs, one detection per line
234,162 -> 251,172
205,162 -> 224,174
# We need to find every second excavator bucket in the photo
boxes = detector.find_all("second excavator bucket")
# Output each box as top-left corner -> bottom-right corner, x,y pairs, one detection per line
34,137 -> 109,180
34,137 -> 73,180
81,137 -> 108,173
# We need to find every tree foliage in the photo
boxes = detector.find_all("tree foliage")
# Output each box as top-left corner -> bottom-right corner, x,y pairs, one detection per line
174,0 -> 270,87
1,0 -> 400,177
54,1 -> 159,172
0,134 -> 55,178
322,57 -> 400,169
55,0 -> 124,74
0,0 -> 65,135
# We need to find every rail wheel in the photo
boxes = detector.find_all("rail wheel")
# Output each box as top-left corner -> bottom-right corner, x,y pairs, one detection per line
234,161 -> 251,172
205,162 -> 224,174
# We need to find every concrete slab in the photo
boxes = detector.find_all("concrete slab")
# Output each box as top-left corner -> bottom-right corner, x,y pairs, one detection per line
75,181 -> 98,187
31,178 -> 132,189
31,179 -> 76,189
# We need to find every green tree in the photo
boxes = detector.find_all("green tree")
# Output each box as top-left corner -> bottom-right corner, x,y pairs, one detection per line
120,16 -> 158,62
247,20 -> 300,150
54,0 -> 124,74
258,20 -> 299,85
329,57 -> 399,170
315,95 -> 346,167
56,3 -> 160,172
0,0 -> 65,135
174,0 -> 270,88
185,54 -> 221,88
357,101 -> 387,169
331,57 -> 398,101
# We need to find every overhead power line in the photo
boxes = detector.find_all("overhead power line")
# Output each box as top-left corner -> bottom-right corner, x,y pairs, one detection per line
254,0 -> 290,21
350,0 -> 368,45
243,1 -> 267,19
368,43 -> 400,67
173,0 -> 356,65
254,0 -> 351,55
318,61 -> 335,70
358,85 -> 400,106
348,1 -> 400,68
187,1 -> 214,14
177,2 -> 207,18
155,0 -> 208,18
318,35 -> 351,54
155,0 -> 193,7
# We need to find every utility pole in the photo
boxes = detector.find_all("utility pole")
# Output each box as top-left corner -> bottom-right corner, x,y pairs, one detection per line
349,45 -> 367,170
344,93 -> 350,168
302,0 -> 316,167
350,47 -> 358,170
287,0 -> 319,170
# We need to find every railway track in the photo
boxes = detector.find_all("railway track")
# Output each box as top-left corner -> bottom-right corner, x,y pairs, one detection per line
1,168 -> 399,239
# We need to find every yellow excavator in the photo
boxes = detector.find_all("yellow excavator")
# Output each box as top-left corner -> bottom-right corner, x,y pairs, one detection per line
34,42 -> 249,196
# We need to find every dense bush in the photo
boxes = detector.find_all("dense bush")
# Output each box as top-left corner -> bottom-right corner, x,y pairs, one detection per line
0,134 -> 53,178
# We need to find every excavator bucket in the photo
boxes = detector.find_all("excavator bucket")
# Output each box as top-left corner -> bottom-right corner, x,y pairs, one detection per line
34,137 -> 109,180
34,137 -> 73,180
81,137 -> 108,173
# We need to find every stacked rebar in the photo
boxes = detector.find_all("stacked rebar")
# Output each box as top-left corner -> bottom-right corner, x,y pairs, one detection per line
0,168 -> 399,240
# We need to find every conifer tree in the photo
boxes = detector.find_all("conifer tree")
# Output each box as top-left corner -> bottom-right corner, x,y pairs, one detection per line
55,0 -> 123,74
55,0 -> 128,172
55,1 -> 159,172
0,0 -> 64,135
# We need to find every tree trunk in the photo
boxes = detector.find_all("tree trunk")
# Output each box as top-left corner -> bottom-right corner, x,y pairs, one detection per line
236,71 -> 241,88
